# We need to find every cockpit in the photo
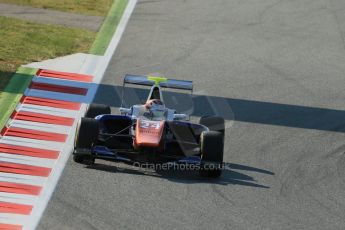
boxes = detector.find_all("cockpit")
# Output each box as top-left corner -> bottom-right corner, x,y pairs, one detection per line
142,99 -> 167,121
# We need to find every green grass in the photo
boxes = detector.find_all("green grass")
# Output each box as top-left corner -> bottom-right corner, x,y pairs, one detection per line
0,16 -> 96,73
0,67 -> 36,129
90,0 -> 128,55
0,0 -> 128,129
0,16 -> 96,127
0,0 -> 114,16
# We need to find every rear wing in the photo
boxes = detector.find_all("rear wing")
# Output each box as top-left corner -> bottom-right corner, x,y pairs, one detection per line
124,74 -> 193,91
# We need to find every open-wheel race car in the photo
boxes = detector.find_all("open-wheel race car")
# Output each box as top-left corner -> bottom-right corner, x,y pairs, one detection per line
73,75 -> 225,178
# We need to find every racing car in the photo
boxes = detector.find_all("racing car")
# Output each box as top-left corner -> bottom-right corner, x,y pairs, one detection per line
73,75 -> 225,178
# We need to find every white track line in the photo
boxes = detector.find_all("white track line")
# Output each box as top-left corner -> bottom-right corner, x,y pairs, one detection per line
27,1 -> 138,229
0,136 -> 63,151
0,173 -> 46,187
10,120 -> 71,134
18,104 -> 78,118
0,153 -> 56,168
94,0 -> 139,82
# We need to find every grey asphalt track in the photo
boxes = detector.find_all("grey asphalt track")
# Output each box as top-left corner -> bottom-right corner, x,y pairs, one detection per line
38,0 -> 345,229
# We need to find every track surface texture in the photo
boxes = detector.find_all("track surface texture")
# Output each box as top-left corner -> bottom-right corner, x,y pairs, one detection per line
39,0 -> 345,229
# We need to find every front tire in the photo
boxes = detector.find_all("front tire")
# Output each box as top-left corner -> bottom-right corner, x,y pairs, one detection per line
74,118 -> 99,165
199,131 -> 224,178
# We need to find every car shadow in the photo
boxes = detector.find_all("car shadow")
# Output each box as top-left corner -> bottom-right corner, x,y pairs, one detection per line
2,71 -> 345,133
92,84 -> 345,133
86,162 -> 273,188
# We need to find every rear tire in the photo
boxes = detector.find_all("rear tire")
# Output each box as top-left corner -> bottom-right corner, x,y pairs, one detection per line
85,103 -> 111,118
74,118 -> 99,165
199,131 -> 224,178
199,116 -> 225,137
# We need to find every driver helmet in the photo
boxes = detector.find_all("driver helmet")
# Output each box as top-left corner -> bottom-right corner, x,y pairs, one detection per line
145,99 -> 165,111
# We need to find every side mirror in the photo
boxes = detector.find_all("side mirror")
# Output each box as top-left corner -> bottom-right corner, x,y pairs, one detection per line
173,113 -> 188,121
119,107 -> 131,115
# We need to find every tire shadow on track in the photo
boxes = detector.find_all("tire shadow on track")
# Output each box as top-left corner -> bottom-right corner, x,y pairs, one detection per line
85,162 -> 273,188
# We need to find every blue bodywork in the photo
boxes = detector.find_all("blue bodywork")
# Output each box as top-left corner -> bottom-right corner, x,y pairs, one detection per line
87,114 -> 205,165
94,114 -> 133,134
95,114 -> 131,121
91,145 -> 202,165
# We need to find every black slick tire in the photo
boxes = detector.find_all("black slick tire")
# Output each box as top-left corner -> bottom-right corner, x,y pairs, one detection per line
74,118 -> 99,165
85,104 -> 111,118
199,131 -> 224,178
